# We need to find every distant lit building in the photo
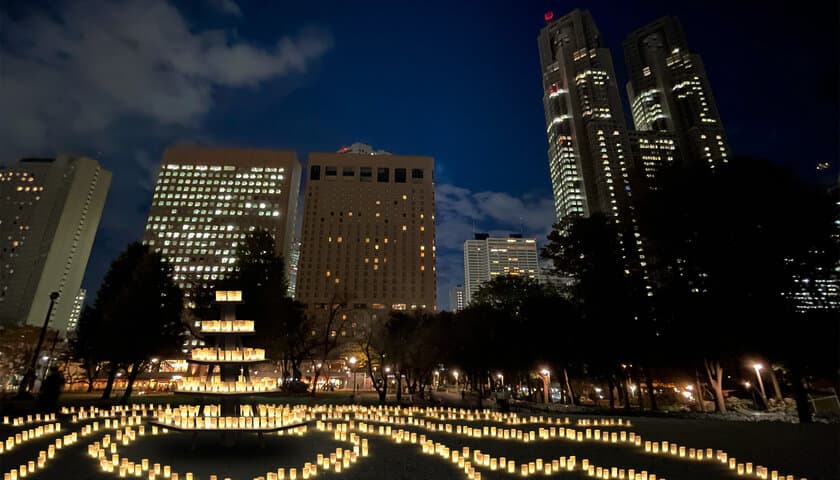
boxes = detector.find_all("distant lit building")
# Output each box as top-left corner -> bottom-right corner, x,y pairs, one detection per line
787,276 -> 840,314
142,145 -> 301,301
287,239 -> 301,298
448,285 -> 465,312
0,156 -> 110,332
66,289 -> 86,333
624,16 -> 730,169
463,234 -> 540,304
296,144 -> 436,312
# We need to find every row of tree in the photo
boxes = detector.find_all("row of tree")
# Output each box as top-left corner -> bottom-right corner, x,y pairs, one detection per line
68,157 -> 837,422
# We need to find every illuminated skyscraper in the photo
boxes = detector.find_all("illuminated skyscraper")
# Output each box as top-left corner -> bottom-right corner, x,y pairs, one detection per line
463,234 -> 540,305
0,156 -> 110,332
142,145 -> 301,301
448,285 -> 465,312
624,16 -> 730,169
287,239 -> 301,298
296,145 -> 436,313
538,9 -> 636,223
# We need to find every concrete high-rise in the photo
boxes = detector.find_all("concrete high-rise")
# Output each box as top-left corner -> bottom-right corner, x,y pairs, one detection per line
0,156 -> 111,332
463,234 -> 540,305
296,145 -> 436,313
287,239 -> 301,298
538,9 -> 636,223
142,145 -> 301,301
448,285 -> 465,312
624,16 -> 730,169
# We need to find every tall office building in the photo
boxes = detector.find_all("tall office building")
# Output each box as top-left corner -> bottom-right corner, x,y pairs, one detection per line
296,145 -> 436,313
66,289 -> 86,333
624,16 -> 730,169
0,156 -> 111,332
448,285 -> 465,312
287,239 -> 301,298
627,130 -> 680,189
463,234 -> 540,305
142,145 -> 301,300
538,9 -> 636,223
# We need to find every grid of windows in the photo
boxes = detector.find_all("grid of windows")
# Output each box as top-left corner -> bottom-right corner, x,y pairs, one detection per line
297,151 -> 436,312
142,148 -> 299,302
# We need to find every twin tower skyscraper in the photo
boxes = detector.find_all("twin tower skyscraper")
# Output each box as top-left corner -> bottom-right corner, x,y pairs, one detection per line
538,11 -> 729,225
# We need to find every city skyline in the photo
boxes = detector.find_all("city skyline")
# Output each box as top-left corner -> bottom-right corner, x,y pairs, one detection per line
0,0 -> 836,311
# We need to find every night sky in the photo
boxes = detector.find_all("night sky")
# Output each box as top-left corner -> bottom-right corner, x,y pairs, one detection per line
1,0 -> 837,310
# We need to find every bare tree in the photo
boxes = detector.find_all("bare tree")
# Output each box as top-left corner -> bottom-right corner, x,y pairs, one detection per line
309,294 -> 351,395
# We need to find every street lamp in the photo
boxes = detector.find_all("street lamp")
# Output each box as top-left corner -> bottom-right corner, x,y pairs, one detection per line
496,372 -> 504,386
17,291 -> 59,397
349,356 -> 357,400
539,368 -> 551,404
752,363 -> 768,407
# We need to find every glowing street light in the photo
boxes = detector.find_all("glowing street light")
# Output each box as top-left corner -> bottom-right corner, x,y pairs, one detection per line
496,372 -> 504,386
349,356 -> 358,399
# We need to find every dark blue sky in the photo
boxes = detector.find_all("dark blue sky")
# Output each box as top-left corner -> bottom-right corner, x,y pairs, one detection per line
2,0 -> 837,309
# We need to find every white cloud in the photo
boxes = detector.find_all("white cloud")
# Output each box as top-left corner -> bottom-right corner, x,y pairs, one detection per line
0,0 -> 332,157
435,184 -> 555,250
0,0 -> 332,295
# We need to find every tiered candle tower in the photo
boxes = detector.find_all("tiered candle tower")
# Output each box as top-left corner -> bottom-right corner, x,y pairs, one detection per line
150,290 -> 303,446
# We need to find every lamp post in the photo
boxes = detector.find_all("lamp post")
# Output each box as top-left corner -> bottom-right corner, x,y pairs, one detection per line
752,363 -> 768,408
540,368 -> 551,404
349,356 -> 357,400
17,292 -> 59,397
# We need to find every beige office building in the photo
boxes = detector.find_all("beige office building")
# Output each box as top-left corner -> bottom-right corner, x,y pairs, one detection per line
142,145 -> 301,300
296,144 -> 436,312
0,156 -> 111,333
463,234 -> 540,304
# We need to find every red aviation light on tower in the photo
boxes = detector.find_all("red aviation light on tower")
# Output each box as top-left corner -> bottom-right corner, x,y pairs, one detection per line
544,11 -> 554,22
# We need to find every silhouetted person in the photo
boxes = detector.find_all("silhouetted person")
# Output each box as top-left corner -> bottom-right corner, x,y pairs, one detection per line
37,366 -> 65,411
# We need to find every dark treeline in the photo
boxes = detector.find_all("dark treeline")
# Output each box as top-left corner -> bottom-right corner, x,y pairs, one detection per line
69,157 -> 837,422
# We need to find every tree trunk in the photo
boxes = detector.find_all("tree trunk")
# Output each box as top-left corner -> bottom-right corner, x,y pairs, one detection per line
607,376 -> 616,409
694,370 -> 706,413
122,362 -> 143,402
644,367 -> 658,411
768,366 -> 783,401
563,368 -> 579,406
703,359 -> 726,413
632,370 -> 644,409
789,362 -> 813,423
395,372 -> 403,404
101,364 -> 119,400
620,378 -> 631,409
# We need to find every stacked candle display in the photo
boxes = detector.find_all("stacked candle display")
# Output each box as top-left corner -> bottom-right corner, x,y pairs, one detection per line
190,347 -> 265,362
199,320 -> 255,333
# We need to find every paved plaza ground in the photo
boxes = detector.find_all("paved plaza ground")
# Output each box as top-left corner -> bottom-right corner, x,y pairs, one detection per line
1,402 -> 837,480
